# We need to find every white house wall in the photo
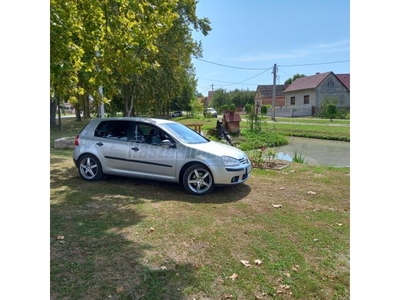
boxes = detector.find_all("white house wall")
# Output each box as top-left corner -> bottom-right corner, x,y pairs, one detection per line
285,89 -> 316,107
315,73 -> 350,110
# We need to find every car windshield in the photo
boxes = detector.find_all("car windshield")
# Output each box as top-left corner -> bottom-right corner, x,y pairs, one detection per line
161,123 -> 209,144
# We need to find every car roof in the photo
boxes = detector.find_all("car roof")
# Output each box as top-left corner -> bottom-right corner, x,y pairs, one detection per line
89,117 -> 175,125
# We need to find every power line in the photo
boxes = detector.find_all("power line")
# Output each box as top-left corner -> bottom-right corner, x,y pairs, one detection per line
194,57 -> 270,70
194,57 -> 349,92
218,68 -> 271,87
198,77 -> 259,85
195,57 -> 349,69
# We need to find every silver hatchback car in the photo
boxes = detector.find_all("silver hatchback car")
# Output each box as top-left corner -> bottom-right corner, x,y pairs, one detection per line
73,117 -> 251,196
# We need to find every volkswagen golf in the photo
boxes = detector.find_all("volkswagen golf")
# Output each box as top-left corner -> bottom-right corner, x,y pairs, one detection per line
73,117 -> 251,196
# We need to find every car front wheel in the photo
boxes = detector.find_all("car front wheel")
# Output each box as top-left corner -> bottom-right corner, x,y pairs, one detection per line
78,154 -> 103,181
183,164 -> 214,196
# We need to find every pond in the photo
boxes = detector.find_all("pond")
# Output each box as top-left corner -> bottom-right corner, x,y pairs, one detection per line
275,152 -> 293,162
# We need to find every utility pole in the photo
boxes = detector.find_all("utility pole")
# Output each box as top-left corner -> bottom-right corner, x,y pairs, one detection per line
209,84 -> 214,107
271,63 -> 277,121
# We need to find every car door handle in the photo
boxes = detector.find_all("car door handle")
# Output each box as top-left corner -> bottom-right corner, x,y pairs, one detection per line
131,147 -> 139,151
96,142 -> 103,146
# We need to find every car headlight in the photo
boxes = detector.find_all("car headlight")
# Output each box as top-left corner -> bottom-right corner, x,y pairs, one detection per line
221,156 -> 240,167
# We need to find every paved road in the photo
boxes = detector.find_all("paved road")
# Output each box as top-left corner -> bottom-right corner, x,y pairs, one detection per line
272,137 -> 350,167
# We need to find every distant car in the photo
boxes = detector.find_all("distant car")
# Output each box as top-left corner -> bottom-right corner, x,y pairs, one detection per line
170,111 -> 183,117
204,107 -> 218,118
72,117 -> 252,196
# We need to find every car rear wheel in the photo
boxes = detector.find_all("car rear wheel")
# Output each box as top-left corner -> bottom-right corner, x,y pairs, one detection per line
78,154 -> 103,181
183,164 -> 214,196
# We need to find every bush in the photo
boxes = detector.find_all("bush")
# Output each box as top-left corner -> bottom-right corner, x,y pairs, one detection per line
244,103 -> 252,115
261,105 -> 268,115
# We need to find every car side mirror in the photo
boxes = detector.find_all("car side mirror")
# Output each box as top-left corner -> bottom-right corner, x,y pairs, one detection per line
160,140 -> 175,148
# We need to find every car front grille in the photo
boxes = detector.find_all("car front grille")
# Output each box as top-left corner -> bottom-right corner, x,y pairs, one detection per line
239,157 -> 249,165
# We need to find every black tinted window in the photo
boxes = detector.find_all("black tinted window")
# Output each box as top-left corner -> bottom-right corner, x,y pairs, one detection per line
95,121 -> 130,141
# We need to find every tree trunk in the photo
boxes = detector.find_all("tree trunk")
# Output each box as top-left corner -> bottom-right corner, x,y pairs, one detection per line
50,97 -> 57,127
57,97 -> 62,129
84,94 -> 91,118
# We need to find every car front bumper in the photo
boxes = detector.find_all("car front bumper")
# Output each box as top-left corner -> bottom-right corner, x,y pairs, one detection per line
209,164 -> 252,186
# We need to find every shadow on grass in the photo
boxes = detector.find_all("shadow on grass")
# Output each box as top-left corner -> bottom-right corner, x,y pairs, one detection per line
99,174 -> 252,204
52,165 -> 251,204
51,179 -> 198,299
51,163 -> 250,299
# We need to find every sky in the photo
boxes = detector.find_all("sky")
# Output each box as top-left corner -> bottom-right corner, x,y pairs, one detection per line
191,0 -> 350,96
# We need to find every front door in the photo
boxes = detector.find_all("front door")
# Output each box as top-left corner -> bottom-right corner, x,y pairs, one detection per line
128,123 -> 177,180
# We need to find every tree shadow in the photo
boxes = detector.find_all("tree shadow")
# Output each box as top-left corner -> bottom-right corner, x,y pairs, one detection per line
51,177 -> 198,299
51,163 -> 252,299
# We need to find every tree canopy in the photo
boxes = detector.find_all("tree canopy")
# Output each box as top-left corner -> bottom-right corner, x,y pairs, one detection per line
50,0 -> 211,124
284,73 -> 306,85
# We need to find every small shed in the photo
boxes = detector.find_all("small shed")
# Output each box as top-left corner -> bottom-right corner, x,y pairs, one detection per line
223,111 -> 241,133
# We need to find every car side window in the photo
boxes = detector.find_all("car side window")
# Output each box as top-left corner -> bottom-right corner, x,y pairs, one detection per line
133,123 -> 172,145
133,124 -> 146,143
95,121 -> 129,141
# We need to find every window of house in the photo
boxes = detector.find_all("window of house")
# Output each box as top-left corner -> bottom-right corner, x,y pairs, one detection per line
304,95 -> 309,105
290,96 -> 295,105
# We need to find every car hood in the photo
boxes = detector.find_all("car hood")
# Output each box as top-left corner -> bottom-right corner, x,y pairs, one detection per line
187,140 -> 247,160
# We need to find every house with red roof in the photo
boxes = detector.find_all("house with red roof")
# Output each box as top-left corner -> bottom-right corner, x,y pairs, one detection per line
283,71 -> 350,116
254,84 -> 288,114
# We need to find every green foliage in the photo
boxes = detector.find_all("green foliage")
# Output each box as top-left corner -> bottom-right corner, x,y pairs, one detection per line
260,105 -> 268,115
51,0 -> 212,120
336,107 -> 350,119
247,105 -> 261,133
228,89 -> 256,107
221,104 -> 229,112
244,103 -> 252,115
229,103 -> 236,111
234,128 -> 288,151
318,96 -> 340,120
326,103 -> 338,121
212,89 -> 229,108
188,98 -> 203,118
271,122 -> 350,141
293,150 -> 307,164
284,73 -> 306,85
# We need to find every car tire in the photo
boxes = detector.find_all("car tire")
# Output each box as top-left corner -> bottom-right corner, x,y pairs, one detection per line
183,163 -> 214,196
78,154 -> 103,181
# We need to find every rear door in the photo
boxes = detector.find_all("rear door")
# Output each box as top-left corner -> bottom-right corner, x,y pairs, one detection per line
93,120 -> 132,174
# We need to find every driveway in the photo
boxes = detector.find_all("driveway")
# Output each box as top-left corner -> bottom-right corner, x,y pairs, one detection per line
273,137 -> 350,167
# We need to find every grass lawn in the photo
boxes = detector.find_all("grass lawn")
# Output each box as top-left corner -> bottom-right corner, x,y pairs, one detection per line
50,116 -> 350,299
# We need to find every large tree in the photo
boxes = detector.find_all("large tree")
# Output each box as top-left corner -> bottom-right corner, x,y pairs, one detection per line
51,0 -> 179,126
118,0 -> 211,116
50,0 -> 211,125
